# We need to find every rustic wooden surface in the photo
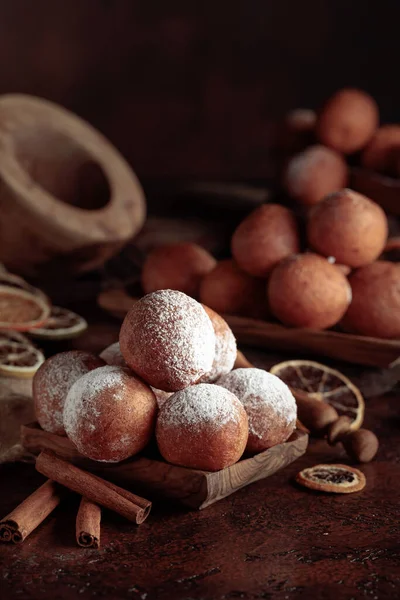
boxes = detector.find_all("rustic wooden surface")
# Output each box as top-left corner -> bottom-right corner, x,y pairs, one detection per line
21,424 -> 308,510
1,304 -> 400,599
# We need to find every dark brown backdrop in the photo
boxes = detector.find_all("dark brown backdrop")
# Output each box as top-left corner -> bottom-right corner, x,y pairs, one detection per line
1,0 -> 399,178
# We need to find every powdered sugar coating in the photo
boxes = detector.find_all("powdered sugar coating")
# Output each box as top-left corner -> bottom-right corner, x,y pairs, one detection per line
156,383 -> 248,471
201,306 -> 237,383
33,350 -> 104,436
120,290 -> 216,391
158,383 -> 243,430
63,365 -> 157,462
217,368 -> 297,452
99,342 -> 127,367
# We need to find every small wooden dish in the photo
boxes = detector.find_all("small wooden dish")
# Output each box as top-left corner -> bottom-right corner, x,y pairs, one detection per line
21,423 -> 308,510
97,287 -> 400,371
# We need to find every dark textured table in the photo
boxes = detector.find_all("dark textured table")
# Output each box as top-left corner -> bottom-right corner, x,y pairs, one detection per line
1,314 -> 399,600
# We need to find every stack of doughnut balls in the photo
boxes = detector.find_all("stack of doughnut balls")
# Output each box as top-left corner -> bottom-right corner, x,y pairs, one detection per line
140,88 -> 399,339
33,290 -> 297,470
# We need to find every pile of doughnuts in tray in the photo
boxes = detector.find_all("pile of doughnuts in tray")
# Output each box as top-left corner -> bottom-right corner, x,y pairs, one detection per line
33,290 -> 297,472
140,88 -> 399,340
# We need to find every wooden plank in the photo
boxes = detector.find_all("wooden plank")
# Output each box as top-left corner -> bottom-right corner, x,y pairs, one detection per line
21,423 -> 308,510
226,315 -> 400,370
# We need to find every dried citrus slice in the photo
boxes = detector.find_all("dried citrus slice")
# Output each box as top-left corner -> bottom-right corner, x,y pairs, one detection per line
270,359 -> 364,430
296,464 -> 366,494
0,285 -> 51,331
29,306 -> 88,340
0,330 -> 45,378
0,271 -> 49,304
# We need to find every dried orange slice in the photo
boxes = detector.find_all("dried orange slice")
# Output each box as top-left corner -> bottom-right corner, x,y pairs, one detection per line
29,306 -> 87,340
0,330 -> 45,378
0,285 -> 51,331
0,271 -> 49,304
270,359 -> 364,430
296,464 -> 366,494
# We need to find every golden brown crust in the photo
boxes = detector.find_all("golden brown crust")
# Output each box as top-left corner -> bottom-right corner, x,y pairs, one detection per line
199,260 -> 267,319
342,261 -> 400,339
296,464 -> 366,493
231,204 -> 300,276
307,189 -> 388,268
361,125 -> 400,176
316,88 -> 378,154
267,253 -> 351,329
141,242 -> 216,298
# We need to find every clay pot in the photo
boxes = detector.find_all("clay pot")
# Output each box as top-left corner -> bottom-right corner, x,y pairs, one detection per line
0,94 -> 146,276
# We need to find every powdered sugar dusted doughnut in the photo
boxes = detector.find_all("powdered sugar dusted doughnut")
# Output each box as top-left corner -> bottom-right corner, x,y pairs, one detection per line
217,368 -> 297,453
201,305 -> 236,382
120,290 -> 216,392
63,365 -> 157,462
33,350 -> 105,436
99,342 -> 127,367
156,383 -> 248,471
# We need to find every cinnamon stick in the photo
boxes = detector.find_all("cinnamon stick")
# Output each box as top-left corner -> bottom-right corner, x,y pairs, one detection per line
0,480 -> 64,543
36,450 -> 151,524
76,497 -> 101,548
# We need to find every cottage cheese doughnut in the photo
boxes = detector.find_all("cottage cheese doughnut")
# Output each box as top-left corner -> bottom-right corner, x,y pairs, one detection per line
33,350 -> 105,436
99,342 -> 127,367
141,242 -> 216,298
156,383 -> 248,471
63,365 -> 157,462
217,368 -> 297,453
200,305 -> 236,382
120,290 -> 215,392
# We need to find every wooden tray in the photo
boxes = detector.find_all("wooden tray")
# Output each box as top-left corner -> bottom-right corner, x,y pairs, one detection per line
21,423 -> 308,510
351,167 -> 400,216
97,288 -> 400,372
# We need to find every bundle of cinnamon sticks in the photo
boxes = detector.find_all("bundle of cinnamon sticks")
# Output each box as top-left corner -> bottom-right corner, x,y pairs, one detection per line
0,450 -> 152,549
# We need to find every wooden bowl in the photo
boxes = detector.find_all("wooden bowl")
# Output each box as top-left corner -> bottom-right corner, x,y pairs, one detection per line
0,94 -> 146,276
21,423 -> 308,510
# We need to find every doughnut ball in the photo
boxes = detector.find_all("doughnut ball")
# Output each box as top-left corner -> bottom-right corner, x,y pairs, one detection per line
341,261 -> 400,339
231,204 -> 300,276
33,350 -> 105,436
63,365 -> 157,462
141,242 -> 216,298
361,125 -> 400,176
307,189 -> 388,268
316,88 -> 379,154
156,383 -> 248,471
200,305 -> 237,382
99,342 -> 127,367
120,290 -> 215,392
217,368 -> 297,452
199,260 -> 267,319
283,145 -> 348,206
267,253 -> 352,329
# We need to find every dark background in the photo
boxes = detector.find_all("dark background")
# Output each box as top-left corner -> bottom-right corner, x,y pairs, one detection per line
1,0 -> 399,179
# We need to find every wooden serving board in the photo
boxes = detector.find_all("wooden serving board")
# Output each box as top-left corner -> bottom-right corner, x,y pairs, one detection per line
97,288 -> 400,372
21,423 -> 308,510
